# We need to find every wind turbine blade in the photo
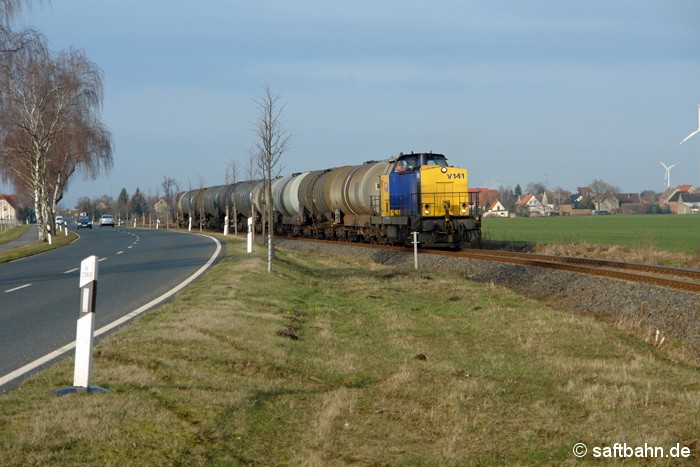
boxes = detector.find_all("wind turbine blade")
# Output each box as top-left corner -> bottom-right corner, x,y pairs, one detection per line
680,129 -> 700,144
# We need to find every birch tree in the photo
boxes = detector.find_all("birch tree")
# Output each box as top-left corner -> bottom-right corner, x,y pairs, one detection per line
251,84 -> 290,272
0,44 -> 111,239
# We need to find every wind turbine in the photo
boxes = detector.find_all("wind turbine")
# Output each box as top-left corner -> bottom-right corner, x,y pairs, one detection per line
680,103 -> 700,185
658,159 -> 678,189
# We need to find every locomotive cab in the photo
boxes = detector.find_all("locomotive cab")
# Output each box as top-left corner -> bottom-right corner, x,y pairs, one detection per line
377,152 -> 480,248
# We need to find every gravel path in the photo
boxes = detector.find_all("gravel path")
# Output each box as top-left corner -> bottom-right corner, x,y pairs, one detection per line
276,239 -> 699,363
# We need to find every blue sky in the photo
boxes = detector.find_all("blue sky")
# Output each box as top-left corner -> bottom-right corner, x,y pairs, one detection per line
5,0 -> 700,207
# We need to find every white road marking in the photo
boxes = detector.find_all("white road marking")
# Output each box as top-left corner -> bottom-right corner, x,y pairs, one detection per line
0,234 -> 222,390
98,257 -> 107,262
64,268 -> 79,274
116,251 -> 124,255
4,284 -> 32,293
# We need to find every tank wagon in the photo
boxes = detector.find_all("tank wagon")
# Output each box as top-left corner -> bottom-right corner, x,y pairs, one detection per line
176,152 -> 481,248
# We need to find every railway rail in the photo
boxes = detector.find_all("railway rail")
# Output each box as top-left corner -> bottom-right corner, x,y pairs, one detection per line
279,237 -> 700,294
444,249 -> 700,294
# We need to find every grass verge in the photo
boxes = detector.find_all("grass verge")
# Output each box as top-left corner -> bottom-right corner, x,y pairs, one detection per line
0,236 -> 697,464
0,225 -> 29,246
0,229 -> 77,264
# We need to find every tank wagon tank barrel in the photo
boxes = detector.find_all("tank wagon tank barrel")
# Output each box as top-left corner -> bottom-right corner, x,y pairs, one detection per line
176,152 -> 481,248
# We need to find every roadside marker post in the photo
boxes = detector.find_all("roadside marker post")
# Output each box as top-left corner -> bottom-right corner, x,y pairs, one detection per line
247,217 -> 253,253
53,255 -> 109,395
224,215 -> 229,235
412,231 -> 419,269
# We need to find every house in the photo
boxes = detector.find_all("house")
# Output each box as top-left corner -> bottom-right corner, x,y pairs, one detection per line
576,186 -> 618,212
0,194 -> 19,223
659,185 -> 696,208
484,200 -> 509,218
154,198 -> 170,216
516,193 -> 546,217
96,199 -> 111,213
593,195 -> 619,213
614,193 -> 645,214
535,192 -> 555,215
475,188 -> 499,214
671,192 -> 700,214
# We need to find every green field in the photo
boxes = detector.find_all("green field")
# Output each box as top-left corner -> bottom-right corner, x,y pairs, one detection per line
1,236 -> 697,464
482,215 -> 700,254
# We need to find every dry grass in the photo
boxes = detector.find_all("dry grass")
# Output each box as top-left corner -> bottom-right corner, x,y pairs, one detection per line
0,235 -> 698,464
535,242 -> 700,269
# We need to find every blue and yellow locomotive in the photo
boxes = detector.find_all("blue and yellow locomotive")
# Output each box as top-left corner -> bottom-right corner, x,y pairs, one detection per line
376,152 -> 480,248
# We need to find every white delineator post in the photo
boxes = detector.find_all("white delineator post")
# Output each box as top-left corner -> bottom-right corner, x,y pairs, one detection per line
412,231 -> 419,269
224,215 -> 229,235
267,235 -> 272,273
74,255 -> 98,388
247,217 -> 253,253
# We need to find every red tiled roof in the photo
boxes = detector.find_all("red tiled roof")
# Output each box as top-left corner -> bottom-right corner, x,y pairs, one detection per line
517,194 -> 534,206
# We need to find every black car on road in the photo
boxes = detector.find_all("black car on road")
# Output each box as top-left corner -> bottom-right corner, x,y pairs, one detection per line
77,216 -> 92,229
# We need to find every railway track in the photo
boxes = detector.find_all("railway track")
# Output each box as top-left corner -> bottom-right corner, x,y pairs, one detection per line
441,249 -> 700,294
279,237 -> 700,294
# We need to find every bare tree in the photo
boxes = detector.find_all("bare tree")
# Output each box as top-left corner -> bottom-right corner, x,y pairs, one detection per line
161,176 -> 178,229
1,0 -> 46,26
225,158 -> 239,235
46,99 -> 113,224
526,181 -> 547,195
589,178 -> 619,211
251,84 -> 290,272
0,45 -> 111,240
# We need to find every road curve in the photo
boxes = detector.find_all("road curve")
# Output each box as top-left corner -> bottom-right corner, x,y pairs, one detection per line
0,227 -> 222,392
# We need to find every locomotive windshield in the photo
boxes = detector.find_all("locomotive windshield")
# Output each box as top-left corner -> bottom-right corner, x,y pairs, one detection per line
393,153 -> 448,172
422,154 -> 448,167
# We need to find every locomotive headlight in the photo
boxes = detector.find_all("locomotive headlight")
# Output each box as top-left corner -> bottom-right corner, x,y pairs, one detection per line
461,202 -> 467,213
441,167 -> 448,173
424,204 -> 431,214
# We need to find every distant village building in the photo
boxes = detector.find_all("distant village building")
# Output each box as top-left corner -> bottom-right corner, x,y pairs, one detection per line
473,183 -> 698,218
484,200 -> 509,218
154,198 -> 169,216
0,194 -> 19,223
515,193 -> 554,217
660,185 -> 699,214
474,188 -> 499,214
614,193 -> 644,214
669,192 -> 700,214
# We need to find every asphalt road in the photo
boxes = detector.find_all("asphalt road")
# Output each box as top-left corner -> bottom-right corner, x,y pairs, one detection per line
0,226 -> 222,392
